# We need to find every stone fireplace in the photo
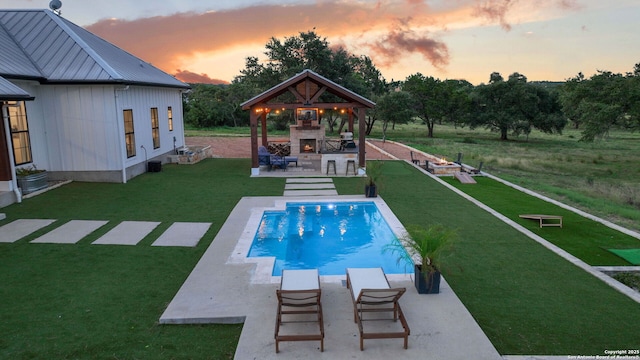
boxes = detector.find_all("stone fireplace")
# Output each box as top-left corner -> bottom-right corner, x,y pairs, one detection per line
300,139 -> 316,153
290,123 -> 325,155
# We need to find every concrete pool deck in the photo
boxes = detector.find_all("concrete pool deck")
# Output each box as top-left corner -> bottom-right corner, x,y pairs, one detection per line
159,195 -> 502,360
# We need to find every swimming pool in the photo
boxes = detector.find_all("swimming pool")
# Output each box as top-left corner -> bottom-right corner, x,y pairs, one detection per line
247,201 -> 412,276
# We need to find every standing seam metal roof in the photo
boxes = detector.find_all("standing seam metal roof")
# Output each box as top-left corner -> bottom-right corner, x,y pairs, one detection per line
0,9 -> 188,89
0,75 -> 33,100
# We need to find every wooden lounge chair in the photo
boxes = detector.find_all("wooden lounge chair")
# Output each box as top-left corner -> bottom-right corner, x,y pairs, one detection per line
346,268 -> 410,351
275,269 -> 324,353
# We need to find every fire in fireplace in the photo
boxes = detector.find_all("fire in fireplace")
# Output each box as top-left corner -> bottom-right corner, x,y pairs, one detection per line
300,139 -> 315,153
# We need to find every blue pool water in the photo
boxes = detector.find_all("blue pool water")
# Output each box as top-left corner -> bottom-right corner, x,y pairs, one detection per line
247,201 -> 412,276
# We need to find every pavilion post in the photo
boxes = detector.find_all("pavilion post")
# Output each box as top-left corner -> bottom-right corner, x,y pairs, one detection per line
250,107 -> 259,174
261,112 -> 268,147
348,109 -> 354,133
358,108 -> 366,168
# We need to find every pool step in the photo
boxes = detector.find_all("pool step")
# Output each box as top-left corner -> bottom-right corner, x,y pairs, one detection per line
283,178 -> 337,196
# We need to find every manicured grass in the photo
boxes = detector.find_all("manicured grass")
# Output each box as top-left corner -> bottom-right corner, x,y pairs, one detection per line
338,161 -> 640,355
2,158 -> 639,357
441,176 -> 640,266
377,123 -> 640,233
0,159 -> 284,360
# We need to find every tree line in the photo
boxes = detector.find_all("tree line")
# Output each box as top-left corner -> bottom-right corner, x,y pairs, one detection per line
183,31 -> 640,142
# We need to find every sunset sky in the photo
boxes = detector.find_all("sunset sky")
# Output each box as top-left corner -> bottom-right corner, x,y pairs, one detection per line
3,0 -> 638,85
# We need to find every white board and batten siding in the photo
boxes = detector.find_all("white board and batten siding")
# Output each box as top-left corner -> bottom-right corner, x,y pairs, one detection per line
115,86 -> 186,171
15,82 -> 185,182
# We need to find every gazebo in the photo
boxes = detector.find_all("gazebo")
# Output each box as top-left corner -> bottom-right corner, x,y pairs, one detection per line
240,69 -> 375,175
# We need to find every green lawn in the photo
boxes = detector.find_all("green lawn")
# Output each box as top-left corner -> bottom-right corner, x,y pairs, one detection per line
442,176 -> 640,266
0,159 -> 284,360
337,160 -> 640,354
377,123 -> 640,233
1,158 -> 639,358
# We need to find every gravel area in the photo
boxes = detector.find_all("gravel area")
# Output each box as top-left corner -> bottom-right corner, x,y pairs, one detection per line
185,136 -> 399,160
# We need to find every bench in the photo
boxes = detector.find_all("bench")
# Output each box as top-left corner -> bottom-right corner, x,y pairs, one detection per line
519,214 -> 563,228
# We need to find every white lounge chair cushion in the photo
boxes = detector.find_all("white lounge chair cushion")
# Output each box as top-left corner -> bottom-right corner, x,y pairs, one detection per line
347,268 -> 390,297
281,269 -> 320,291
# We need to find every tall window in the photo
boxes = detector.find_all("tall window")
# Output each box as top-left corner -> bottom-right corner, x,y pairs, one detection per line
6,101 -> 32,165
123,109 -> 136,158
150,107 -> 160,149
167,106 -> 173,131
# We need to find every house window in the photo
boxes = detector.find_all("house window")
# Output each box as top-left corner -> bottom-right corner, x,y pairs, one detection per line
6,101 -> 32,165
167,106 -> 173,131
123,109 -> 136,158
151,107 -> 160,149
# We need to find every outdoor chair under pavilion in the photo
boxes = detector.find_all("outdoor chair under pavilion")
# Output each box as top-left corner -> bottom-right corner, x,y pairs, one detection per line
346,267 -> 410,351
275,269 -> 324,353
269,154 -> 287,171
258,146 -> 271,166
258,145 -> 297,170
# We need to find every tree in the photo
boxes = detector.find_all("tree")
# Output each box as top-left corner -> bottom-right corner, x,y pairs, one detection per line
469,72 -> 565,140
442,79 -> 473,128
376,91 -> 415,139
403,74 -> 449,137
231,30 -> 388,132
183,84 -> 233,128
235,31 -> 386,100
560,65 -> 640,141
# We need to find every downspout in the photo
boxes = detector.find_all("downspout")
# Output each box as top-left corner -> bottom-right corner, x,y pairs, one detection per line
2,103 -> 22,202
114,86 -> 129,183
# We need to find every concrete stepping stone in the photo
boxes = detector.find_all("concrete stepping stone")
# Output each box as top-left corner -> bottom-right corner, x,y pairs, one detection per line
284,178 -> 337,196
285,183 -> 336,190
152,222 -> 211,247
283,189 -> 338,196
0,219 -> 56,243
31,220 -> 108,244
92,221 -> 160,246
286,178 -> 333,183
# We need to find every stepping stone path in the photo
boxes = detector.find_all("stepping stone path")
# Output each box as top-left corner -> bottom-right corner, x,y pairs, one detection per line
31,220 -> 108,244
0,219 -> 211,247
283,178 -> 337,196
0,219 -> 55,243
152,222 -> 211,247
92,221 -> 161,246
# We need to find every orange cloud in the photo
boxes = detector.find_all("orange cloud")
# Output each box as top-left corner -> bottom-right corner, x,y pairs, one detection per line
366,18 -> 449,68
174,69 -> 229,85
473,0 -> 517,31
85,1 -> 580,82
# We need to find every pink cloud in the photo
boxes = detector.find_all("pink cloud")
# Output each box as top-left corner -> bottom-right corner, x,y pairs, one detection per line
366,19 -> 449,68
174,69 -> 229,85
85,1 -> 579,81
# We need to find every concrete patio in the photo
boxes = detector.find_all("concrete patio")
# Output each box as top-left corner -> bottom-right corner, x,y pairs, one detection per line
159,195 -> 502,360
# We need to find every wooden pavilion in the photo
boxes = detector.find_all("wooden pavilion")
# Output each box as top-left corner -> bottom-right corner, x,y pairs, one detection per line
240,69 -> 375,175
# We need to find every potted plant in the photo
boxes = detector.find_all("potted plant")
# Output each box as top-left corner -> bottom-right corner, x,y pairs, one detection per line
364,160 -> 383,197
16,164 -> 48,194
385,224 -> 457,294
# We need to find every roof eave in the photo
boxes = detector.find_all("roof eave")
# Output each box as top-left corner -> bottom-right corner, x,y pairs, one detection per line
240,69 -> 375,110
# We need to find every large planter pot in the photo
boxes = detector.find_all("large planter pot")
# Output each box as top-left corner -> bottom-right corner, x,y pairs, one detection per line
17,171 -> 48,194
415,265 -> 441,294
365,184 -> 377,198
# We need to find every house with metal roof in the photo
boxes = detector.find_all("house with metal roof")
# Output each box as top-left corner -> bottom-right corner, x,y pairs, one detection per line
0,9 -> 189,207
